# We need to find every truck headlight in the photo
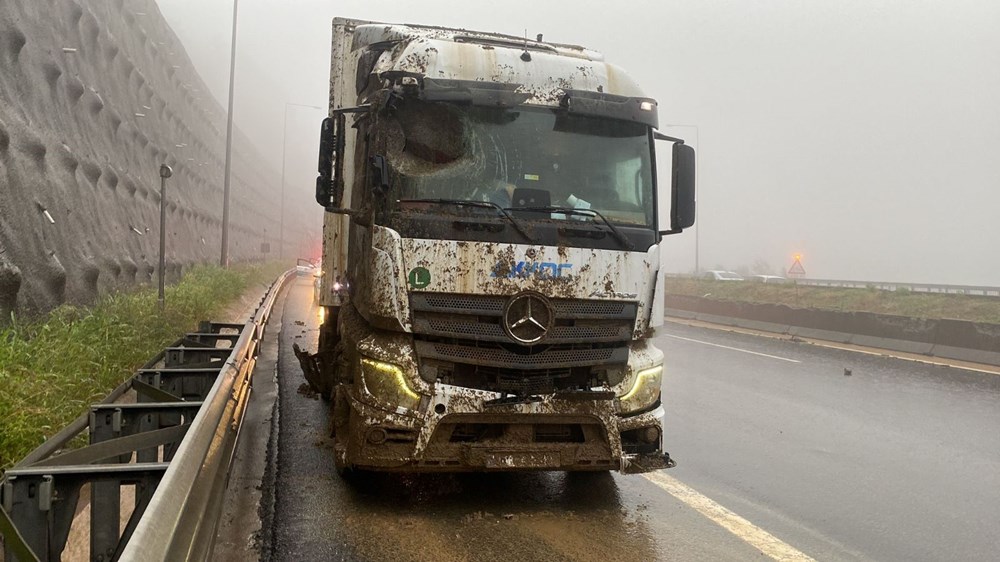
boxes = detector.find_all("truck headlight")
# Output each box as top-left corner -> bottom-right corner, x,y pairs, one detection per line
618,365 -> 662,414
360,357 -> 421,411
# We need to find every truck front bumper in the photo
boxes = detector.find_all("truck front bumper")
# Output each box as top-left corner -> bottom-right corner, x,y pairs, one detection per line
343,384 -> 674,473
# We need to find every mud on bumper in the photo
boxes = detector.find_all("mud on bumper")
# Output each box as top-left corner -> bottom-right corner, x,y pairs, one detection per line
343,384 -> 674,474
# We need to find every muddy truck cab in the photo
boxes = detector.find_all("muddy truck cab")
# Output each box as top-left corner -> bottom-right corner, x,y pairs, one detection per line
298,18 -> 695,474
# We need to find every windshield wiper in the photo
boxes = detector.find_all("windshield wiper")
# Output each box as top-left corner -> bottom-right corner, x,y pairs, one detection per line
509,206 -> 634,250
398,198 -> 534,243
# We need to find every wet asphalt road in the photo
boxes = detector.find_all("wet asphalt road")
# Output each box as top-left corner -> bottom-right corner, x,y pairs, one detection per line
261,278 -> 1000,561
663,324 -> 1000,562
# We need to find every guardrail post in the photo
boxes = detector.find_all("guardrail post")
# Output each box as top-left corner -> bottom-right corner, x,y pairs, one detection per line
89,410 -> 122,561
2,474 -> 80,562
3,476 -> 47,561
111,470 -> 163,560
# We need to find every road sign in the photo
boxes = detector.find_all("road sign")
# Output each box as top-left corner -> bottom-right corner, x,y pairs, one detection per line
788,256 -> 806,277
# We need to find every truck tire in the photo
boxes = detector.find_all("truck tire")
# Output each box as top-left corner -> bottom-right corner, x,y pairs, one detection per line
332,385 -> 352,477
318,306 -> 341,352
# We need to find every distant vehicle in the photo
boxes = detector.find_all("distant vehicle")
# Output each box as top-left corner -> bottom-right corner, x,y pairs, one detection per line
749,275 -> 786,284
295,258 -> 317,276
704,270 -> 744,281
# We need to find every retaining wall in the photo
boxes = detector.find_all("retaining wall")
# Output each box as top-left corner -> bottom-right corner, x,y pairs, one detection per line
666,295 -> 1000,367
0,0 -> 282,317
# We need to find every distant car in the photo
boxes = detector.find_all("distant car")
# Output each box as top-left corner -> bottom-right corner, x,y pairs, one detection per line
296,258 -> 317,276
704,270 -> 744,281
749,275 -> 787,284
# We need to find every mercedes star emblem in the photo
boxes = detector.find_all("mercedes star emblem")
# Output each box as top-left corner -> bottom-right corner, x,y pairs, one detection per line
503,292 -> 554,344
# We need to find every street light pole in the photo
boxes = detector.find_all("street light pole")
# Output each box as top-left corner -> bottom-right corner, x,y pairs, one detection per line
279,102 -> 324,261
158,164 -> 173,311
220,0 -> 240,268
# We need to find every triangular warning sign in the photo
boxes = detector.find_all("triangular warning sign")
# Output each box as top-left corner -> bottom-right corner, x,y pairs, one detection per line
787,258 -> 806,276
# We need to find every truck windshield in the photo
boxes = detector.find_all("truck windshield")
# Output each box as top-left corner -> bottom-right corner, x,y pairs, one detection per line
383,101 -> 655,227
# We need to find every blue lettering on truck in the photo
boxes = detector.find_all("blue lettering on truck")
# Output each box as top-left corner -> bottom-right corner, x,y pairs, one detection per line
491,261 -> 573,279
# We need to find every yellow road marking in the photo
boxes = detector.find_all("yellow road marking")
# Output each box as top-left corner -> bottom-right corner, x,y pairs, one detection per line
643,472 -> 815,561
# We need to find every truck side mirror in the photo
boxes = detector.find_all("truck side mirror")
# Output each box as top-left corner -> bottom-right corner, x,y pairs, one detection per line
315,115 -> 345,207
670,143 -> 696,231
654,132 -> 696,235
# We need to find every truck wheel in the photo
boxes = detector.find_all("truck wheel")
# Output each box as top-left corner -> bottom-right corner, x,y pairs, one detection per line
318,306 -> 341,352
332,386 -> 352,477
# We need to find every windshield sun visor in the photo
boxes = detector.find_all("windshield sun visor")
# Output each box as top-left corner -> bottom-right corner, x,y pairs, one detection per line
420,78 -> 532,107
560,90 -> 658,129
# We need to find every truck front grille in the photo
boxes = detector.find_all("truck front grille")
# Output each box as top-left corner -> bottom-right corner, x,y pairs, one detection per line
410,292 -> 636,394
413,293 -> 634,319
415,340 -> 627,368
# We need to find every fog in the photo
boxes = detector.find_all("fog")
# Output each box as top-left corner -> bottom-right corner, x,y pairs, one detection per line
157,0 -> 1000,285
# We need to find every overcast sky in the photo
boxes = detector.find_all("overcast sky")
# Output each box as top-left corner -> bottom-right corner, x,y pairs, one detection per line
156,0 -> 1000,285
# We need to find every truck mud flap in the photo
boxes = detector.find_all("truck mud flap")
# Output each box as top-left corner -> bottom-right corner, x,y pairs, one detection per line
293,343 -> 334,398
621,451 -> 676,474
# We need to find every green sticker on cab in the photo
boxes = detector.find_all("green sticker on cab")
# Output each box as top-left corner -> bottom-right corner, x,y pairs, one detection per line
408,267 -> 431,289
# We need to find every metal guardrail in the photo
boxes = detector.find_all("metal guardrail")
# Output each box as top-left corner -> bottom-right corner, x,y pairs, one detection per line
1,270 -> 293,561
793,278 -> 1000,297
667,273 -> 1000,297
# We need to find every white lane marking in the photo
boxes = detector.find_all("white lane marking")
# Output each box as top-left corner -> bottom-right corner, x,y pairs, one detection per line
644,472 -> 816,561
663,334 -> 801,363
667,318 -> 1000,377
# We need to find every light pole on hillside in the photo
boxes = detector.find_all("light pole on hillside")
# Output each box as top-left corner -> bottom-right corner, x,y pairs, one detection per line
220,0 -> 240,267
280,102 -> 324,260
663,124 -> 700,273
158,164 -> 173,311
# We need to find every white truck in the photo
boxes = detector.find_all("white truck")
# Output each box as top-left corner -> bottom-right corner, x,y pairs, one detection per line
296,18 -> 696,474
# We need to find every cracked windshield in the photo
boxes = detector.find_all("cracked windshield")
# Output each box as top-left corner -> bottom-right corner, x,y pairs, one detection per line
388,101 -> 655,226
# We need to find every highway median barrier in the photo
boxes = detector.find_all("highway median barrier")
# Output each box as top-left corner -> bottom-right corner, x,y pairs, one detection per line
665,295 -> 1000,368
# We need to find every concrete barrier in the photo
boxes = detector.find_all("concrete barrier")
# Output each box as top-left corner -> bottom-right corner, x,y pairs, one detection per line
930,319 -> 1000,365
665,295 -> 1000,367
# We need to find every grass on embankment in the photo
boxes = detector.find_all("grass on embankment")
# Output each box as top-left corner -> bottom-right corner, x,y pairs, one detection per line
666,278 -> 1000,324
0,264 -> 284,470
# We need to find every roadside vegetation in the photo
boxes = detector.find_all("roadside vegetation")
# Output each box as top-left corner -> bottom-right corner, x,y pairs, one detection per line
0,264 -> 284,470
666,278 -> 1000,324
